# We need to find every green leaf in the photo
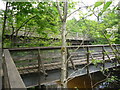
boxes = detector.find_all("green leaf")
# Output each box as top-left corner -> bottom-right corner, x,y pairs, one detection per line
98,12 -> 103,16
98,1 -> 112,16
103,1 -> 112,10
94,1 -> 103,9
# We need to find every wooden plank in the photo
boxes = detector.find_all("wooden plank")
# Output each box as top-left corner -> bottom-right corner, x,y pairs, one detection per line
18,65 -> 38,70
12,51 -> 114,62
13,55 -> 61,61
71,56 -> 87,60
67,48 -> 76,70
15,61 -> 38,66
4,49 -> 26,89
13,56 -> 38,61
13,52 -> 114,67
8,44 -> 120,51
17,54 -> 116,73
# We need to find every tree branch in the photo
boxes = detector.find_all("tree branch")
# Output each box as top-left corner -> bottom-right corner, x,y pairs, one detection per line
56,0 -> 63,21
67,5 -> 93,18
92,73 -> 111,88
11,15 -> 36,36
63,0 -> 68,21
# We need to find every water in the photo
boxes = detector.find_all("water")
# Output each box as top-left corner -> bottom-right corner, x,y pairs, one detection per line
67,67 -> 120,90
67,71 -> 106,89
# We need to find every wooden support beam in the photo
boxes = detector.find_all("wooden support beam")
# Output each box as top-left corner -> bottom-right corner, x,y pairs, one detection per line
38,49 -> 47,76
86,47 -> 90,74
114,45 -> 120,54
102,46 -> 105,71
38,49 -> 48,88
102,47 -> 111,61
67,48 -> 76,70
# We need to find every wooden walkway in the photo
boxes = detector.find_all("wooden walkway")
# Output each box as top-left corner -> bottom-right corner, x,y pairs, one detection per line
17,54 -> 115,74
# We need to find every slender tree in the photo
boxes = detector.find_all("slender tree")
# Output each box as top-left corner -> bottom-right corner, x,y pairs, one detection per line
0,2 -> 8,90
56,0 -> 68,88
2,2 -> 8,52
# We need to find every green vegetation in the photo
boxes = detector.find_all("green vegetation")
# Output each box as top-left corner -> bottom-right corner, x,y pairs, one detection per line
1,1 -> 120,48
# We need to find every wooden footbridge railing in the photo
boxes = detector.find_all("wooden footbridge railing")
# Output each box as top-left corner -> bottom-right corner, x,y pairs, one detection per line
8,44 -> 120,75
3,49 -> 26,89
2,44 -> 120,88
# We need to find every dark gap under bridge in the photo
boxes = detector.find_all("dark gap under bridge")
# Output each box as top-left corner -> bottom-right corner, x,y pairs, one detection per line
2,44 -> 120,89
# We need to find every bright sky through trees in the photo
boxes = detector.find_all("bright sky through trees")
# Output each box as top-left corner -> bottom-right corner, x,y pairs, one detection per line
0,0 -> 119,20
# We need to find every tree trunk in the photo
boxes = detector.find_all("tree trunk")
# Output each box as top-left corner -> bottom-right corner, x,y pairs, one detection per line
1,2 -> 8,90
2,2 -> 8,52
56,0 -> 68,87
61,21 -> 67,88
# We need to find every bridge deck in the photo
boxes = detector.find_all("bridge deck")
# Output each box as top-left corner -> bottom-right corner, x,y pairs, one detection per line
18,54 -> 115,75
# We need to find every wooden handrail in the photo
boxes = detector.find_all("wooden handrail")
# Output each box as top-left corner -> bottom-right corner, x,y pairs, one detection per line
3,49 -> 26,89
8,44 -> 120,51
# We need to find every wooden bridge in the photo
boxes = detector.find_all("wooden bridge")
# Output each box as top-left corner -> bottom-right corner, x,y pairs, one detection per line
1,44 -> 120,89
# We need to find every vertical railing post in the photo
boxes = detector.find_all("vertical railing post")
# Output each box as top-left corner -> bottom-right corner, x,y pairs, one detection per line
114,45 -> 119,65
67,48 -> 76,71
38,49 -> 41,88
86,47 -> 90,74
66,48 -> 69,78
38,49 -> 48,88
102,46 -> 105,71
114,45 -> 120,54
113,46 -> 118,67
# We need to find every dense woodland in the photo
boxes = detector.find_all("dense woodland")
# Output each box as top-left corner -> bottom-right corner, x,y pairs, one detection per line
1,1 -> 120,48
